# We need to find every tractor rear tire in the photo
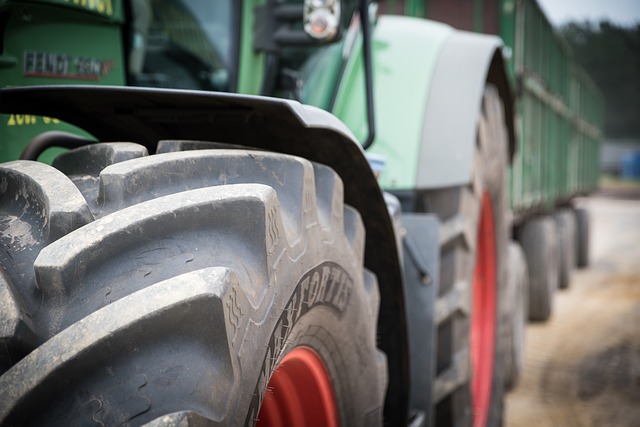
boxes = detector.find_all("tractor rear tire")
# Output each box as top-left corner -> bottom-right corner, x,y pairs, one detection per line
519,216 -> 558,321
422,85 -> 508,427
575,206 -> 590,268
503,241 -> 528,391
555,209 -> 576,289
0,148 -> 386,426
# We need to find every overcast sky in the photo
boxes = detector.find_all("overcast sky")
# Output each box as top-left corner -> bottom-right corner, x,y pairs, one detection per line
537,0 -> 640,27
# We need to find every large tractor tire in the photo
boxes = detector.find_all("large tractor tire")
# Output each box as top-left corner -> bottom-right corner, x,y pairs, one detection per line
0,146 -> 386,426
422,85 -> 508,427
574,206 -> 590,268
554,209 -> 577,289
502,242 -> 528,391
519,216 -> 558,321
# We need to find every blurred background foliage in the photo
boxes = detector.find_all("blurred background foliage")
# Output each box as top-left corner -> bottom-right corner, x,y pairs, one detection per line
561,21 -> 640,140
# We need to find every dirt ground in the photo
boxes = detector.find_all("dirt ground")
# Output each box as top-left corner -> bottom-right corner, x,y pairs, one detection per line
505,187 -> 640,427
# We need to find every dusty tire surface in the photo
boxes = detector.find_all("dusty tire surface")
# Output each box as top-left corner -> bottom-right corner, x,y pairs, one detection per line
519,216 -> 558,322
422,85 -> 509,426
0,147 -> 386,426
503,241 -> 528,391
555,209 -> 576,289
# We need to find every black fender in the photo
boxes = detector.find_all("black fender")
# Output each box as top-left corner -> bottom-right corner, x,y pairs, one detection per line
400,212 -> 440,427
0,85 -> 410,424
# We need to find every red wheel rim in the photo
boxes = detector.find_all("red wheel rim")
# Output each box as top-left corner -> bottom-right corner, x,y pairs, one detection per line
257,346 -> 339,427
471,191 -> 497,427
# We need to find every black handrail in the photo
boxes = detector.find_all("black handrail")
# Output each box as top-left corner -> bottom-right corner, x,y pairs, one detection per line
19,131 -> 94,160
360,0 -> 376,150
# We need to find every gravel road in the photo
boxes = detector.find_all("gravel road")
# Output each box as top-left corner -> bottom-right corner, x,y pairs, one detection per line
506,189 -> 640,427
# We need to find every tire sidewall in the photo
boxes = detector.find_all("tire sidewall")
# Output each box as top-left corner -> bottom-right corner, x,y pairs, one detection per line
242,253 -> 382,426
520,217 -> 558,321
504,242 -> 528,390
574,206 -> 590,268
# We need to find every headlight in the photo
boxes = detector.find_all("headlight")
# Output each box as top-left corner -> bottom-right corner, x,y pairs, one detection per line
304,0 -> 341,41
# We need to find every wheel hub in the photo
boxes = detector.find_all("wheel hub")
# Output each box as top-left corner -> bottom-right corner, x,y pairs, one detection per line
257,346 -> 338,427
471,191 -> 497,427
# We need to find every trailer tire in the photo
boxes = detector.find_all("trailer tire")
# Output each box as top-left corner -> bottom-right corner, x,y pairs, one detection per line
519,216 -> 558,321
575,206 -> 590,268
503,242 -> 528,390
554,209 -> 576,289
0,149 -> 386,426
422,85 -> 508,427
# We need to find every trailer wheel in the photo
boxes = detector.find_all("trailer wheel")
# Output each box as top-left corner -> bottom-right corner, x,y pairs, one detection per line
519,216 -> 558,321
423,85 -> 508,427
555,209 -> 576,289
0,149 -> 386,426
575,206 -> 590,268
503,242 -> 528,390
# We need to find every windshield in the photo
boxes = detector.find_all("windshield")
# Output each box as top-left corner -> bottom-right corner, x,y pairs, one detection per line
127,0 -> 235,92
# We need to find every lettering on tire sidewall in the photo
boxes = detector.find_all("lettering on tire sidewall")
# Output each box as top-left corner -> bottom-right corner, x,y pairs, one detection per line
245,261 -> 354,425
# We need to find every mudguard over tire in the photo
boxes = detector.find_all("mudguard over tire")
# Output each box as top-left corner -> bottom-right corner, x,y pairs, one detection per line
0,147 -> 386,426
422,85 -> 508,427
519,216 -> 558,321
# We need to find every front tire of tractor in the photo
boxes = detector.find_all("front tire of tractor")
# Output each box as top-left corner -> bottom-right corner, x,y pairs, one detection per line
519,216 -> 559,321
423,85 -> 508,427
0,149 -> 386,426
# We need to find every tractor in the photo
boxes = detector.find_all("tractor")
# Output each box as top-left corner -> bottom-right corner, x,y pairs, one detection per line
0,0 -> 601,426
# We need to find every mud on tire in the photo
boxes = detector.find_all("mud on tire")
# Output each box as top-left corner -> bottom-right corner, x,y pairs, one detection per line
0,147 -> 386,426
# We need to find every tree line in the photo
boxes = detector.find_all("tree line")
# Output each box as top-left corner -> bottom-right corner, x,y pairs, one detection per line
561,21 -> 640,140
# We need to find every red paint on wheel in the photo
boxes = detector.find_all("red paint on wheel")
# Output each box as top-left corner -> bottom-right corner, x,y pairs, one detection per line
471,191 -> 497,427
257,346 -> 339,427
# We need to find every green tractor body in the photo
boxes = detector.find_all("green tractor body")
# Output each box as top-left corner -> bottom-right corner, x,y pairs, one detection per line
0,0 -> 125,162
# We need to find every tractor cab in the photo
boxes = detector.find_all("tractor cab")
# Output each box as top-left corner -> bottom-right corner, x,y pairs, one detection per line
124,0 -> 366,112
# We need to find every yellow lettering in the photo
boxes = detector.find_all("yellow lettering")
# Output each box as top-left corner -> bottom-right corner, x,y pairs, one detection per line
66,0 -> 112,15
5,115 -> 43,126
42,116 -> 60,125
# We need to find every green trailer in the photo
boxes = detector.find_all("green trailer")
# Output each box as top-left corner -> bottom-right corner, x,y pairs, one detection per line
0,1 -> 602,426
501,0 -> 603,215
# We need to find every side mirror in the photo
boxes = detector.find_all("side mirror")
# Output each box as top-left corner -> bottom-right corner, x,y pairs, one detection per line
254,0 -> 343,52
304,0 -> 341,41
